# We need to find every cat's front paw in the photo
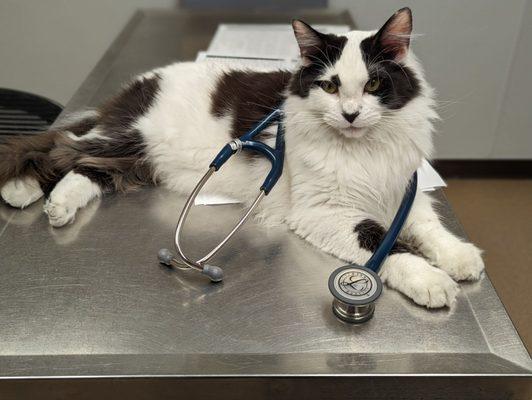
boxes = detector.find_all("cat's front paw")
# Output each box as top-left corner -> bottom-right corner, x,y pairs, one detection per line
403,267 -> 459,308
437,242 -> 484,282
382,256 -> 459,308
43,200 -> 76,227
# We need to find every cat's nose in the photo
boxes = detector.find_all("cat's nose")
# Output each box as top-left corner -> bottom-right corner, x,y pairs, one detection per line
342,111 -> 359,123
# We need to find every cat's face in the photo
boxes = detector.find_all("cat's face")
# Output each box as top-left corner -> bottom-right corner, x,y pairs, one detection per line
290,8 -> 420,139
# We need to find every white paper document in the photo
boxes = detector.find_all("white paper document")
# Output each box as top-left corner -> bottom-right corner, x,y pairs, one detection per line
195,51 -> 298,70
194,193 -> 242,206
196,23 -> 350,70
417,159 -> 447,191
206,23 -> 350,61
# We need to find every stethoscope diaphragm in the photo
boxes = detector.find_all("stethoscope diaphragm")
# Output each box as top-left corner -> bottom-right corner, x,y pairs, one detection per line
328,265 -> 383,323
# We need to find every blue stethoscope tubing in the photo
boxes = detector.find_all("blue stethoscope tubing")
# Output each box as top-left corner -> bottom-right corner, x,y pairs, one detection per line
364,171 -> 418,272
210,108 -> 285,193
159,107 -> 418,285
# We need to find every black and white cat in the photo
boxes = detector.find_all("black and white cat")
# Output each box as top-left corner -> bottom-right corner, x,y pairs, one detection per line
0,8 -> 484,308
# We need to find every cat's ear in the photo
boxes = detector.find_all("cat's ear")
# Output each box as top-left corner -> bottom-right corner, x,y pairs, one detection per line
374,7 -> 413,62
292,20 -> 325,66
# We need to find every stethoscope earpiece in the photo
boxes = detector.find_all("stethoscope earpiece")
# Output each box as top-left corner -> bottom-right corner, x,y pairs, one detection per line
328,265 -> 383,324
158,248 -> 223,283
158,248 -> 175,267
201,264 -> 224,282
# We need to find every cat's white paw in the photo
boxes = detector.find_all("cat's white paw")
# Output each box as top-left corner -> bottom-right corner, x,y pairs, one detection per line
404,267 -> 459,308
437,242 -> 484,282
383,256 -> 459,308
43,200 -> 76,227
1,177 -> 43,208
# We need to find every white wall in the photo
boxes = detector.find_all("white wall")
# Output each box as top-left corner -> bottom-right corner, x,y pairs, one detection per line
0,0 -> 176,106
1,0 -> 530,158
331,0 -> 530,159
492,0 -> 532,158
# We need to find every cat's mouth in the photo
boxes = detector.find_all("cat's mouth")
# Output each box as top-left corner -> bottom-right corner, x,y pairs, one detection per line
338,126 -> 367,139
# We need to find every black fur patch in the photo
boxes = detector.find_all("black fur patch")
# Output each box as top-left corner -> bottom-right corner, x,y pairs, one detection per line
100,74 -> 161,131
354,219 -> 424,257
331,74 -> 341,87
211,70 -> 291,138
360,36 -> 420,109
72,165 -> 113,190
289,34 -> 347,97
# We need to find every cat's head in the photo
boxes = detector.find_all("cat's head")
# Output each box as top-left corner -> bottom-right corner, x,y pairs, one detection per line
289,8 -> 431,140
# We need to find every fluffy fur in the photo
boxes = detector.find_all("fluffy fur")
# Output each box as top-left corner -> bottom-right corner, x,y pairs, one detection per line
0,8 -> 484,307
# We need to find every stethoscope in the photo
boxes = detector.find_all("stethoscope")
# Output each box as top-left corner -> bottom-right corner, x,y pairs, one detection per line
158,109 -> 285,283
158,108 -> 417,324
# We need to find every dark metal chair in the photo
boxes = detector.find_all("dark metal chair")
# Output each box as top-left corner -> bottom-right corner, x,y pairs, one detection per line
0,88 -> 63,138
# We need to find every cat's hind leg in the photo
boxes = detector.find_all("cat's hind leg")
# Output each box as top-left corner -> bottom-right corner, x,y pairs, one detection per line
1,176 -> 44,208
44,171 -> 102,227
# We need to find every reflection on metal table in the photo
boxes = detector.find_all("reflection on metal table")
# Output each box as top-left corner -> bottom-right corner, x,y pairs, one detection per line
0,9 -> 530,400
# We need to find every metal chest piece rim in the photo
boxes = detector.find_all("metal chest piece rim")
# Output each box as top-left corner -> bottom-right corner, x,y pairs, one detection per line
328,265 -> 383,324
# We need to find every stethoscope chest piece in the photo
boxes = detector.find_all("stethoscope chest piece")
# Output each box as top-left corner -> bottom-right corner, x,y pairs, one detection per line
328,265 -> 383,324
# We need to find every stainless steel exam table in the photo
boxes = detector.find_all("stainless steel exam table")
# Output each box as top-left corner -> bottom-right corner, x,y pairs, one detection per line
0,9 -> 530,400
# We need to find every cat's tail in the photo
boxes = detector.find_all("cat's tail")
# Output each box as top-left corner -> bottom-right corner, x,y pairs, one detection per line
0,131 -> 60,188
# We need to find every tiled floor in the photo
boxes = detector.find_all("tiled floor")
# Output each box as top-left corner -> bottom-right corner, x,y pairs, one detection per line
444,179 -> 532,354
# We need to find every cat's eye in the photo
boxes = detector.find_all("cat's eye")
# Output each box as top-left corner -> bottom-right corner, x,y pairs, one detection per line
319,80 -> 338,94
364,77 -> 381,93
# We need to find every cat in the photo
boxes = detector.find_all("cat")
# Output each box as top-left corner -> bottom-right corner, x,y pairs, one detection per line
0,8 -> 484,308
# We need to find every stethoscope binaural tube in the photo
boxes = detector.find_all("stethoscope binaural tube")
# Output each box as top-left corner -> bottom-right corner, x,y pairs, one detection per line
158,109 -> 285,282
328,172 -> 418,323
159,167 -> 265,282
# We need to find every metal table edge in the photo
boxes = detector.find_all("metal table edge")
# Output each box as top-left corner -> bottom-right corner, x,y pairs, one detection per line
433,191 -> 532,370
0,351 -> 529,378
